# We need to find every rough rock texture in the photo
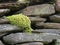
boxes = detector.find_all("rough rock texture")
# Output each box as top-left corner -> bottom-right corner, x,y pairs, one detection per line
22,4 -> 55,17
3,33 -> 60,45
0,24 -> 21,33
0,0 -> 59,45
3,33 -> 43,44
29,17 -> 46,22
33,29 -> 60,34
0,9 -> 10,16
36,23 -> 60,29
50,15 -> 60,23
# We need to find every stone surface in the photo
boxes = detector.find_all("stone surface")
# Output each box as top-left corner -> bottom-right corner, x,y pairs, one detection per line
0,41 -> 4,45
0,18 -> 9,24
55,0 -> 60,12
3,33 -> 60,44
33,29 -> 60,34
16,42 -> 43,45
36,23 -> 60,29
29,0 -> 44,5
0,2 -> 26,10
0,24 -> 21,33
29,17 -> 46,22
3,33 -> 43,44
50,15 -> 60,23
0,9 -> 10,16
22,4 -> 55,17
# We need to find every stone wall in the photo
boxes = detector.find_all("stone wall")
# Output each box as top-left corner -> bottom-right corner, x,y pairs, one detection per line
0,0 -> 60,45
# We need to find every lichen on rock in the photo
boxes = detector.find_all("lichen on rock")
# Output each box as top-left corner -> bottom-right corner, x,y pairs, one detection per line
7,14 -> 33,33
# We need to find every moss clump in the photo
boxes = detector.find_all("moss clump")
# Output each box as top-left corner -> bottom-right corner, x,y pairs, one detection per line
7,14 -> 33,32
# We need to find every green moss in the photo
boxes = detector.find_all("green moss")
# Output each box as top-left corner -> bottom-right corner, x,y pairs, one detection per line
7,14 -> 33,33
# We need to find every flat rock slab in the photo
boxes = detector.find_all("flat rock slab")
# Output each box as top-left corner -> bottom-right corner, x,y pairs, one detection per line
33,29 -> 60,34
36,23 -> 60,29
0,24 -> 21,33
0,18 -> 9,24
16,42 -> 43,45
3,33 -> 60,44
29,17 -> 46,22
22,4 -> 55,17
50,15 -> 60,23
0,9 -> 10,16
0,2 -> 26,10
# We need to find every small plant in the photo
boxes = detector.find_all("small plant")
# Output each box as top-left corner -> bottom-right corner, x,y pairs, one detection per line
7,14 -> 33,33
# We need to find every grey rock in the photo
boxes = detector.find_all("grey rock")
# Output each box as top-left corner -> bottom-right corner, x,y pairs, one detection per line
55,0 -> 60,12
33,29 -> 60,34
0,2 -> 27,11
50,15 -> 60,23
16,42 -> 43,45
3,33 -> 60,44
0,18 -> 9,24
29,17 -> 46,22
3,33 -> 43,44
0,41 -> 4,45
0,24 -> 21,33
22,4 -> 55,17
0,9 -> 10,16
36,23 -> 60,29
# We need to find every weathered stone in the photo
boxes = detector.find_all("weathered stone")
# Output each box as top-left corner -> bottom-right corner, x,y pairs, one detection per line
22,4 -> 55,17
55,0 -> 60,12
36,23 -> 60,29
0,24 -> 22,33
29,17 -> 46,22
29,0 -> 44,5
0,2 -> 27,11
0,9 -> 10,16
0,41 -> 4,45
16,42 -> 43,45
50,15 -> 60,23
33,29 -> 60,34
3,33 -> 60,44
0,18 -> 9,24
3,33 -> 43,44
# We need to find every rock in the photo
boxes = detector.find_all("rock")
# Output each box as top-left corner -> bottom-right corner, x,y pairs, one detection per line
3,33 -> 43,44
0,24 -> 22,33
55,0 -> 60,12
29,0 -> 44,5
33,29 -> 60,34
0,18 -> 9,24
3,33 -> 60,44
0,33 -> 7,38
36,23 -> 60,29
50,15 -> 60,23
29,17 -> 46,22
16,42 -> 43,45
0,9 -> 10,16
22,4 -> 55,17
0,2 -> 27,11
0,41 -> 4,45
